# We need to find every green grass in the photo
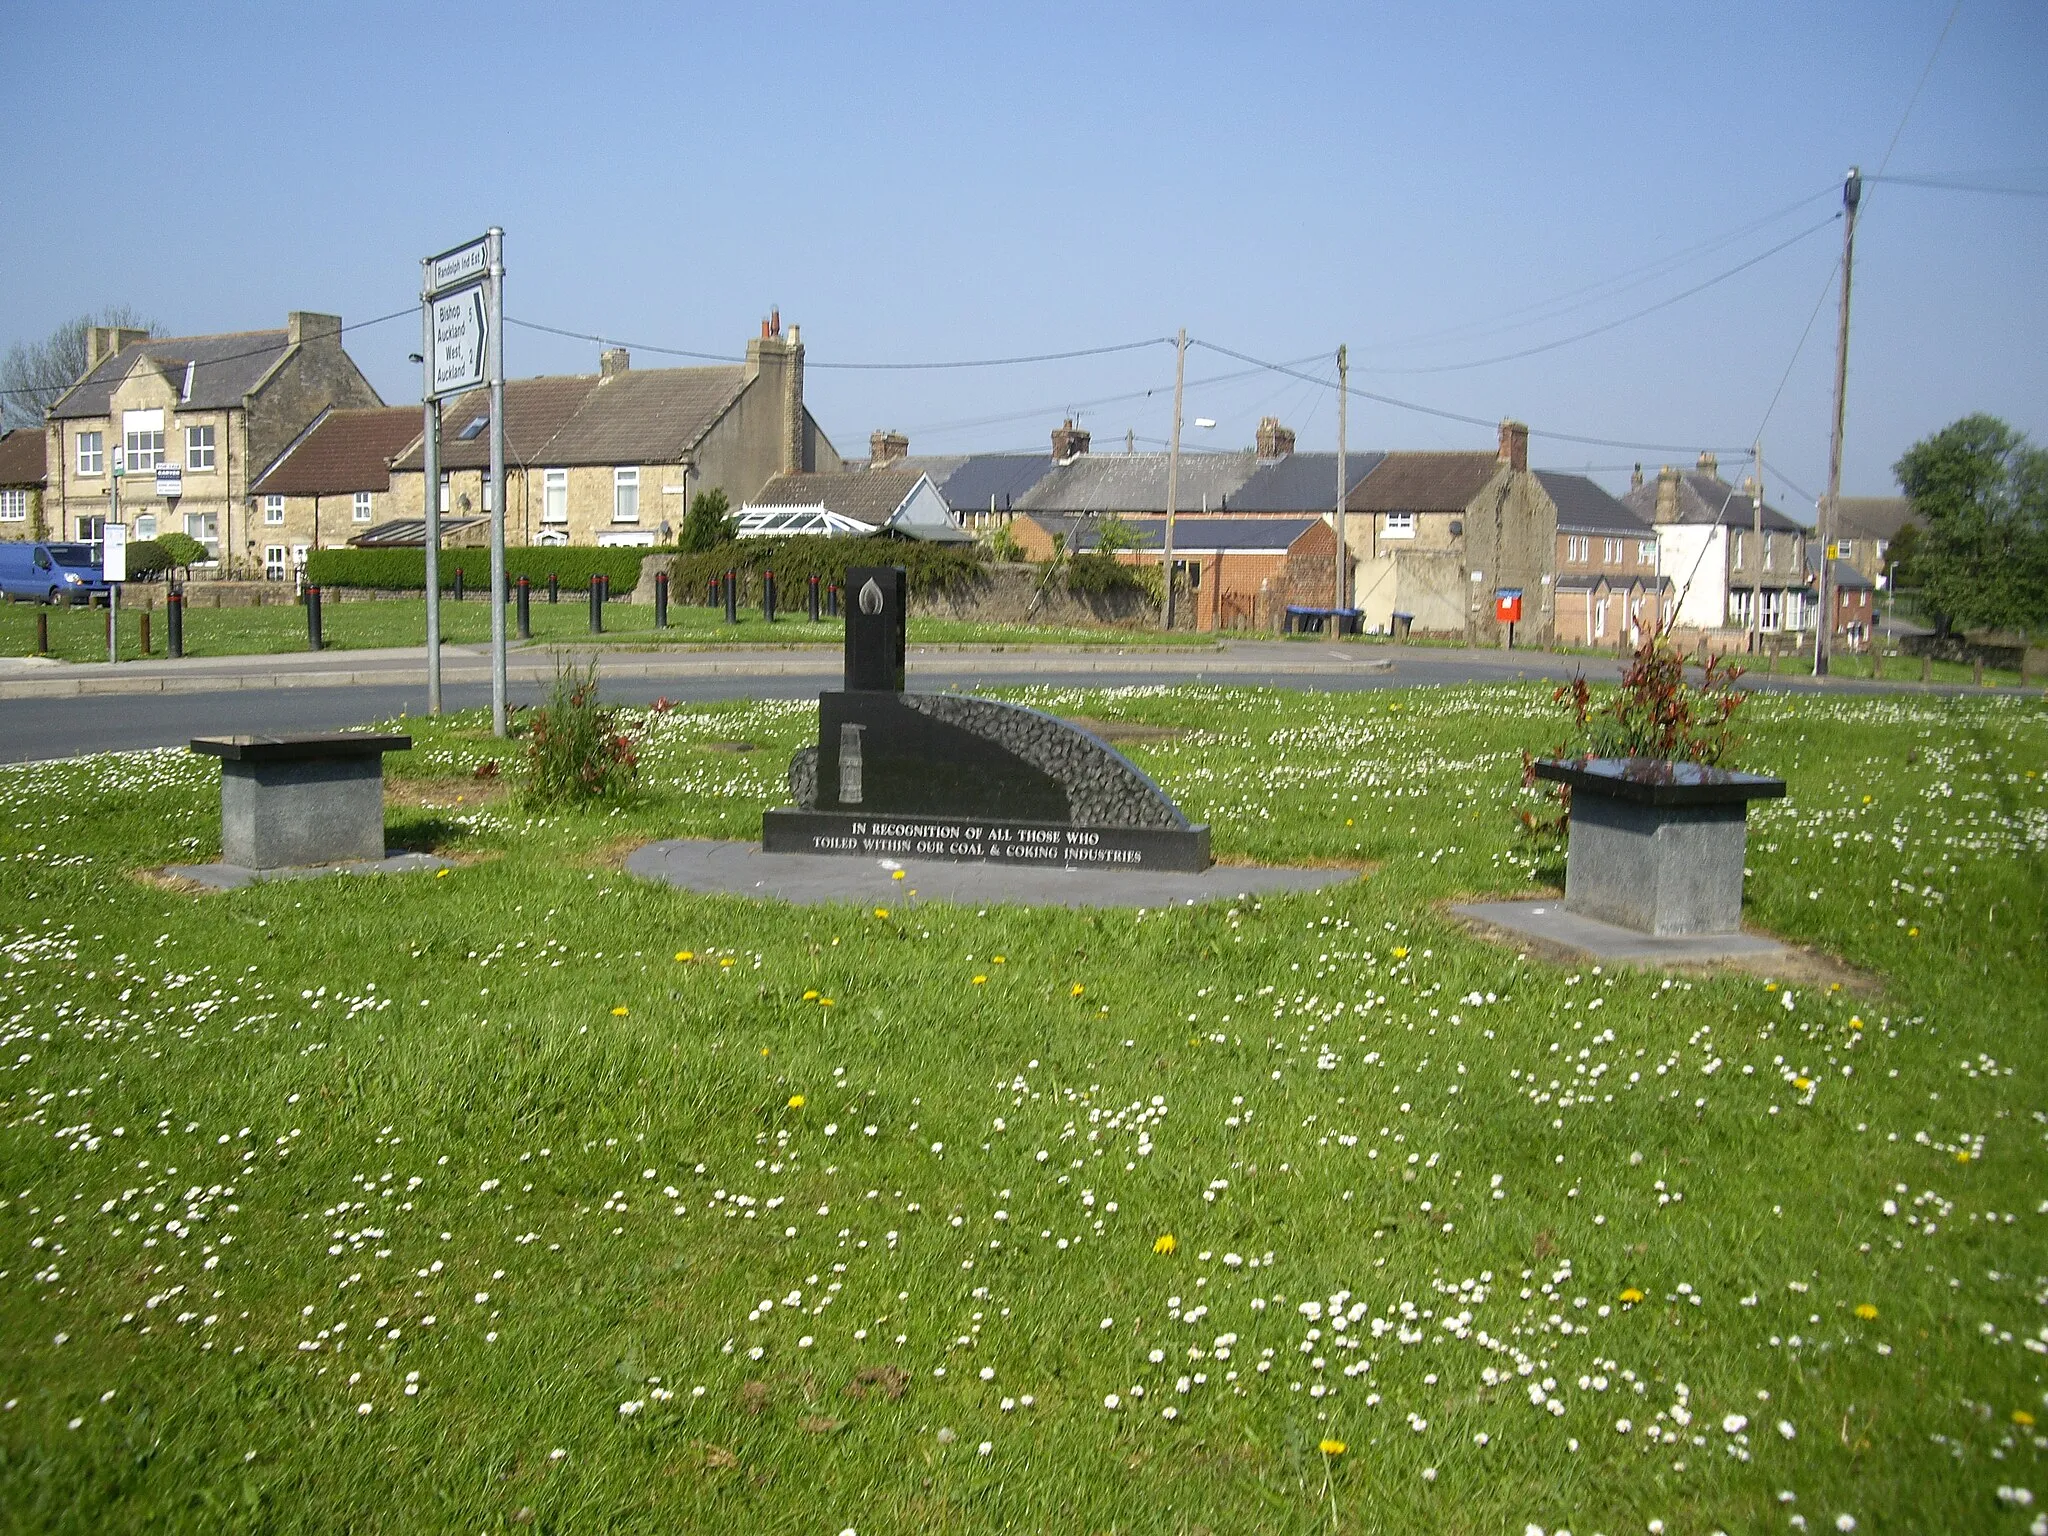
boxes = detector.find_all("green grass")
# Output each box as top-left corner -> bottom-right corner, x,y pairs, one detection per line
0,596 -> 1211,662
0,683 -> 2043,1533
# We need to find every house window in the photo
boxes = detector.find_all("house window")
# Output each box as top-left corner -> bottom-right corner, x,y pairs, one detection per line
264,494 -> 285,526
1729,589 -> 1752,628
264,545 -> 287,582
1761,588 -> 1783,630
1565,535 -> 1588,563
123,409 -> 164,473
0,489 -> 25,522
613,467 -> 640,523
185,511 -> 218,555
133,513 -> 157,540
185,424 -> 215,471
1594,596 -> 1608,639
542,468 -> 568,523
76,431 -> 104,476
353,491 -> 373,523
1602,538 -> 1620,563
1836,539 -> 1854,559
1382,511 -> 1415,539
1639,539 -> 1656,564
1764,533 -> 1776,570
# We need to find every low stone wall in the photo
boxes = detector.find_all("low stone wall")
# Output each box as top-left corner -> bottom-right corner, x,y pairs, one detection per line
628,556 -> 1157,629
1898,632 -> 2040,674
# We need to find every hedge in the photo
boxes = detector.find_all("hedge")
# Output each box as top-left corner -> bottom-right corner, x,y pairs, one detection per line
662,536 -> 989,602
302,547 -> 650,594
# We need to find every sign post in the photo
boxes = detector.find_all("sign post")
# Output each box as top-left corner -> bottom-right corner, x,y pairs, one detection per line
104,523 -> 126,663
420,231 -> 500,722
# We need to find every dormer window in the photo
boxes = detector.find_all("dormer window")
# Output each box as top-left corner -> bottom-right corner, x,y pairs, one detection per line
458,416 -> 488,441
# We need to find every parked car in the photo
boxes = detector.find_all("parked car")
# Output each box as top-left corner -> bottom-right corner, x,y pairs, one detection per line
0,541 -> 111,604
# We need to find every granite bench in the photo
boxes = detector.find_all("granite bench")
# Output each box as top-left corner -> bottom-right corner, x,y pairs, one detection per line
190,732 -> 412,871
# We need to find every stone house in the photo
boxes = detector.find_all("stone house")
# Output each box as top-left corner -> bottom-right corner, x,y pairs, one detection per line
384,320 -> 838,548
1349,422 -> 1553,643
41,314 -> 382,573
739,467 -> 972,542
1623,456 -> 1812,638
0,429 -> 46,539
1832,495 -> 1915,589
1538,470 -> 1668,648
245,406 -> 426,578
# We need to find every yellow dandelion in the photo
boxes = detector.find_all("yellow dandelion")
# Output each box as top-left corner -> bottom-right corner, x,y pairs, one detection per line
1853,1303 -> 1878,1320
972,975 -> 987,985
1908,926 -> 1920,937
1956,1150 -> 1971,1162
760,1047 -> 772,1057
802,989 -> 820,1001
720,957 -> 735,967
788,1095 -> 806,1109
1070,983 -> 1085,998
1319,1438 -> 1347,1456
1345,818 -> 1354,826
1765,981 -> 1779,991
1153,1234 -> 1176,1255
891,870 -> 906,881
1619,1287 -> 1645,1305
676,950 -> 694,962
819,998 -> 835,1008
1849,1016 -> 1864,1030
992,955 -> 1005,964
1861,794 -> 1874,804
1829,981 -> 1842,992
874,908 -> 889,919
1794,1077 -> 1812,1090
611,1006 -> 630,1016
2015,1410 -> 2036,1427
1391,946 -> 1409,960
435,868 -> 451,878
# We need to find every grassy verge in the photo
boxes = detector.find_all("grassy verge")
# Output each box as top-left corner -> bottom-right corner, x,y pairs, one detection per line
0,598 -> 1211,662
0,684 -> 2043,1532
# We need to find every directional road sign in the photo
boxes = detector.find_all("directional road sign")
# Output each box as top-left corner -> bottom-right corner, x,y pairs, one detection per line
427,236 -> 490,297
431,284 -> 488,399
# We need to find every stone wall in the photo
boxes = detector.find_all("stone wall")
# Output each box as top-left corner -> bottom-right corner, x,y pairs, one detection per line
627,556 -> 1158,628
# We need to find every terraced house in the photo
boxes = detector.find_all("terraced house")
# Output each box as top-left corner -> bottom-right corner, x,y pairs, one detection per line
41,314 -> 381,570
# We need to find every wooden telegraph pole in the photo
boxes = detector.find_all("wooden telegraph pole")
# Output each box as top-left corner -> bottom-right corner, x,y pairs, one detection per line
1817,167 -> 1861,676
1162,328 -> 1186,631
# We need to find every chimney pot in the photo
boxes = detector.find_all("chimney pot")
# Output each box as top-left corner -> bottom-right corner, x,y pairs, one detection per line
1696,450 -> 1719,478
1497,418 -> 1530,473
1654,465 -> 1682,524
1630,462 -> 1644,492
870,429 -> 909,467
600,347 -> 630,378
1051,418 -> 1091,461
1255,416 -> 1296,460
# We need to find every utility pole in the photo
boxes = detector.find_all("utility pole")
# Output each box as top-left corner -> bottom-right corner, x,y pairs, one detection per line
1750,438 -> 1763,655
420,258 -> 443,716
485,226 -> 508,738
1161,327 -> 1186,631
1332,343 -> 1348,630
1817,166 -> 1861,677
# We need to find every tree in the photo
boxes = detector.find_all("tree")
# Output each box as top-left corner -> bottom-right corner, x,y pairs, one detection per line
1893,414 -> 2048,636
1,306 -> 157,431
1093,513 -> 1143,554
156,531 -> 208,581
1881,520 -> 1921,590
678,488 -> 733,552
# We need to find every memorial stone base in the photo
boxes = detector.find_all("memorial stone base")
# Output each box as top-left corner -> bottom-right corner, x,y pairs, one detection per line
762,808 -> 1210,873
1562,795 -> 1748,937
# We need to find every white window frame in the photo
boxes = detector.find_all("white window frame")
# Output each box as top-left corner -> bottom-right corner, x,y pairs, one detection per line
439,473 -> 451,513
264,494 -> 285,526
263,545 -> 287,582
0,488 -> 26,521
185,511 -> 219,554
1638,539 -> 1656,565
1836,538 -> 1854,559
184,423 -> 216,471
613,466 -> 640,523
352,490 -> 373,523
1565,534 -> 1588,563
1382,511 -> 1415,539
1761,588 -> 1784,631
76,431 -> 104,476
123,409 -> 164,474
1593,595 -> 1608,639
542,468 -> 568,524
1602,537 -> 1620,564
133,512 -> 157,540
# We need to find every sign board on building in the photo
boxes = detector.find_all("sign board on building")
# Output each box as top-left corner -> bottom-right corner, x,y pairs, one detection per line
103,523 -> 128,582
431,284 -> 488,399
155,466 -> 183,501
111,446 -> 126,476
428,237 -> 490,297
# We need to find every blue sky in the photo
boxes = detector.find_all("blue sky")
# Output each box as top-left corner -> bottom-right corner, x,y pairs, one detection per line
7,1 -> 2044,508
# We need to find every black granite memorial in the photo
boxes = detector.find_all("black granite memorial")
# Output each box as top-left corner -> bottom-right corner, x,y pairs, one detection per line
761,565 -> 1211,871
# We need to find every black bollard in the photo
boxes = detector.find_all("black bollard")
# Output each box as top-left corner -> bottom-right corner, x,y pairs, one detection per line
654,570 -> 669,629
826,583 -> 840,618
763,570 -> 777,623
515,576 -> 531,639
140,610 -> 151,656
588,578 -> 604,634
305,585 -> 324,651
167,589 -> 184,658
547,572 -> 559,604
707,576 -> 720,609
452,566 -> 465,603
807,573 -> 820,622
35,610 -> 48,655
723,569 -> 739,625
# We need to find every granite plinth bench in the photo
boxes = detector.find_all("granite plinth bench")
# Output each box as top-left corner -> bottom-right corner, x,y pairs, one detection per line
191,733 -> 412,871
1532,756 -> 1785,936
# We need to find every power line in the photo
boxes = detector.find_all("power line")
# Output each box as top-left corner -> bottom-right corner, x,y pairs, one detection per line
897,357 -> 1324,439
1878,0 -> 1963,176
1865,172 -> 2048,199
1352,216 -> 1840,374
1753,256 -> 1843,441
506,316 -> 1175,371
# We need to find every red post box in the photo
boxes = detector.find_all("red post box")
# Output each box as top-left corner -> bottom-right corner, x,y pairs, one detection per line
1493,590 -> 1523,624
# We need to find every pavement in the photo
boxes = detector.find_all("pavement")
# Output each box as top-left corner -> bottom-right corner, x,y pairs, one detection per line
1451,897 -> 1796,968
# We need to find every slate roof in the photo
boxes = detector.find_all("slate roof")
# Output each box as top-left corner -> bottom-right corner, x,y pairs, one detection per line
48,330 -> 293,420
394,376 -> 603,472
1834,496 -> 1916,541
750,468 -> 925,525
1021,514 -> 1319,553
0,428 -> 46,487
252,406 -> 422,496
1014,451 -> 1258,515
1621,471 -> 1805,533
900,453 -> 1057,515
1349,452 -> 1503,513
1229,451 -> 1385,512
1805,548 -> 1874,589
1535,471 -> 1651,534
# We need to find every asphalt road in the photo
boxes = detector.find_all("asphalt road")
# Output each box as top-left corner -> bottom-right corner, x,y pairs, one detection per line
0,641 -> 2000,763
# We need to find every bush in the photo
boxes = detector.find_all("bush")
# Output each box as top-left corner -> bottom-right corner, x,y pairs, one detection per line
157,531 -> 208,577
1065,551 -> 1157,599
122,539 -> 173,580
678,489 -> 734,552
303,547 -> 649,594
521,657 -> 639,808
664,535 -> 988,604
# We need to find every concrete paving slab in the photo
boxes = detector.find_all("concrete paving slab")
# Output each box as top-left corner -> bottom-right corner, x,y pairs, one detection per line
627,838 -> 1360,910
161,851 -> 454,890
1451,898 -> 1796,966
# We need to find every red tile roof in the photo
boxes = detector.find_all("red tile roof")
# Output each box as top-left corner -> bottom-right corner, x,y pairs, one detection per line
252,407 -> 422,495
0,429 -> 46,488
1349,451 -> 1503,512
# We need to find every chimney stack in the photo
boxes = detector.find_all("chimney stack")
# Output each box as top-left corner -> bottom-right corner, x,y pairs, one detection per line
869,429 -> 909,467
1630,463 -> 1643,492
1654,465 -> 1682,524
744,320 -> 806,474
287,312 -> 341,346
600,347 -> 630,378
1255,416 -> 1296,460
85,325 -> 150,372
1696,450 -> 1719,479
1051,418 -> 1091,461
1497,418 -> 1529,472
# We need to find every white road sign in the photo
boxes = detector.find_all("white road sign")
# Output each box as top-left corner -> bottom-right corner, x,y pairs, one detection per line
431,284 -> 488,398
103,523 -> 128,582
428,236 -> 489,296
